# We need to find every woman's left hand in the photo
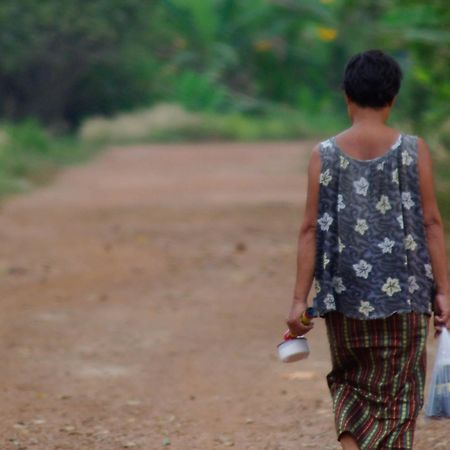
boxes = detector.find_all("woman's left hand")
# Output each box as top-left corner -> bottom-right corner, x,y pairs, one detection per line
433,292 -> 450,337
286,300 -> 314,337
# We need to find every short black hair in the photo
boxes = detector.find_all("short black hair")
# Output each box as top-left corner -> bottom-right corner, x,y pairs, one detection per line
341,49 -> 403,109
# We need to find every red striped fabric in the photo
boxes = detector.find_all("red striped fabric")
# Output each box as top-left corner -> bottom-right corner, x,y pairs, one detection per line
325,311 -> 429,449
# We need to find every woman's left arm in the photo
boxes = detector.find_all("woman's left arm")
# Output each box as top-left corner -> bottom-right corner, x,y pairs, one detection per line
286,144 -> 321,337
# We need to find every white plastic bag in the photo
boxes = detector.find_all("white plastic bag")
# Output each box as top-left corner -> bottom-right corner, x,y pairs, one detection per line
426,327 -> 450,418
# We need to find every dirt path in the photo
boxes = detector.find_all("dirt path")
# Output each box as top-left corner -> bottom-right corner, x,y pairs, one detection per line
0,141 -> 447,450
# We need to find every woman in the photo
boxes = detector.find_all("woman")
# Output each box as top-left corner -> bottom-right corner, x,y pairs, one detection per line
286,49 -> 450,450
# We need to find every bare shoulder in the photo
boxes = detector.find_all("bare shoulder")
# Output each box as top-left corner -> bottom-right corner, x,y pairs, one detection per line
300,143 -> 322,231
305,143 -> 322,187
416,136 -> 434,182
307,142 -> 322,171
416,136 -> 441,226
416,136 -> 432,160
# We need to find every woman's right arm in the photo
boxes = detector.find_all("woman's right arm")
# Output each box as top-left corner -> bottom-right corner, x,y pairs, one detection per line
417,137 -> 450,333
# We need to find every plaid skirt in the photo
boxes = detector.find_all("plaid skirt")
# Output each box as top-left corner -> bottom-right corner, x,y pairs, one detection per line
325,311 -> 429,450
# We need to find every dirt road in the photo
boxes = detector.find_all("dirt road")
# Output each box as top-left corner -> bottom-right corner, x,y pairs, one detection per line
0,141 -> 447,449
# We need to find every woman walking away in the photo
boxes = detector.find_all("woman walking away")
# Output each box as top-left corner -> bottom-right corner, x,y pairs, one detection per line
285,49 -> 450,450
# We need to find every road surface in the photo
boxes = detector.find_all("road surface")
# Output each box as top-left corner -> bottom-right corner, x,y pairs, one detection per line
0,141 -> 447,449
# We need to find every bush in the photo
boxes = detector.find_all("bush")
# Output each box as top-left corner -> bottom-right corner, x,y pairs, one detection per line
167,71 -> 231,112
80,102 -> 345,144
80,103 -> 204,144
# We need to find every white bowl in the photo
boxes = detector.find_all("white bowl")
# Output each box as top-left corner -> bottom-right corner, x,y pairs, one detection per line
277,337 -> 310,363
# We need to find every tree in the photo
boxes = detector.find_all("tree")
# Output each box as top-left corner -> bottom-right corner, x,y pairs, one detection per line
0,0 -> 162,127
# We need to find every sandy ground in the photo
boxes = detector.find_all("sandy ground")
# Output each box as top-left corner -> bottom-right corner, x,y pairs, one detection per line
0,141 -> 448,450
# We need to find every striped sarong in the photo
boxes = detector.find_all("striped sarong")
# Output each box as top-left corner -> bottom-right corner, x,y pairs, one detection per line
325,311 -> 429,450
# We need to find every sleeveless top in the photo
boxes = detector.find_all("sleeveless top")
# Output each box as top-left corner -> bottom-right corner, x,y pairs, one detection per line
312,133 -> 437,320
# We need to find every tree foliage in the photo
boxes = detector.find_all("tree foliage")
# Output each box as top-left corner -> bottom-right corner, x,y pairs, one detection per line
0,0 -> 161,127
0,0 -> 448,134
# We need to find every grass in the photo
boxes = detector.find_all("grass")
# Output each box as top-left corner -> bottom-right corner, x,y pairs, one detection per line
1,104 -> 449,237
2,105 -> 346,200
1,105 -> 342,200
80,102 -> 346,145
0,121 -> 100,199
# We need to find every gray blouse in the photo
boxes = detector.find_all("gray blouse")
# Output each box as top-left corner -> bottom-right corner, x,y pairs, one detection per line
312,133 -> 436,320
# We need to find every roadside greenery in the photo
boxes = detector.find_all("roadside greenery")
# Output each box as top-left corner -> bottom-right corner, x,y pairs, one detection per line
0,0 -> 447,138
0,0 -> 448,223
0,121 -> 98,197
79,103 -> 345,144
0,103 -> 345,197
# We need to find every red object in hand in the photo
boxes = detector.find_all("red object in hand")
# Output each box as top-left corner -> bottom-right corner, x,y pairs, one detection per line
284,307 -> 316,340
283,329 -> 294,341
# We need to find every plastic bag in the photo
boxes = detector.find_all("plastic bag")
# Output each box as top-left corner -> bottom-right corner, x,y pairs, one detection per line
425,327 -> 450,418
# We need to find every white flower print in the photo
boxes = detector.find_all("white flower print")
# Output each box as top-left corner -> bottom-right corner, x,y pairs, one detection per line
378,237 -> 395,254
323,253 -> 330,269
424,263 -> 434,280
324,293 -> 335,310
407,298 -> 411,305
338,237 -> 346,253
377,161 -> 386,171
404,234 -> 417,251
314,279 -> 321,294
352,259 -> 373,279
337,194 -> 346,211
408,275 -> 419,294
354,218 -> 369,235
332,276 -> 346,294
404,255 -> 408,266
340,155 -> 349,169
392,168 -> 399,184
319,168 -> 332,186
318,212 -> 333,231
353,177 -> 369,196
375,195 -> 392,215
322,140 -> 333,150
401,150 -> 413,166
382,277 -> 402,296
397,215 -> 404,229
401,192 -> 415,210
358,300 -> 374,318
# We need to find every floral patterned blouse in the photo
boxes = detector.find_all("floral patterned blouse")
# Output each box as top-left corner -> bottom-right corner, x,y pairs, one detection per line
312,133 -> 437,319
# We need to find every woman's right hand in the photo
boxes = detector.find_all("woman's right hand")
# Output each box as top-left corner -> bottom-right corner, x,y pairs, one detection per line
433,292 -> 450,337
286,300 -> 314,337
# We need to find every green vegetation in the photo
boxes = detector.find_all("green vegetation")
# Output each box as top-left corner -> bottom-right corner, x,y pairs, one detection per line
0,0 -> 448,217
436,160 -> 450,228
80,103 -> 345,145
0,1 -> 448,136
0,104 -> 345,198
0,121 -> 98,198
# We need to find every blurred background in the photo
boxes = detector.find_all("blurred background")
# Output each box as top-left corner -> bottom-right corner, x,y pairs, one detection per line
0,0 -> 448,209
0,2 -> 449,448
